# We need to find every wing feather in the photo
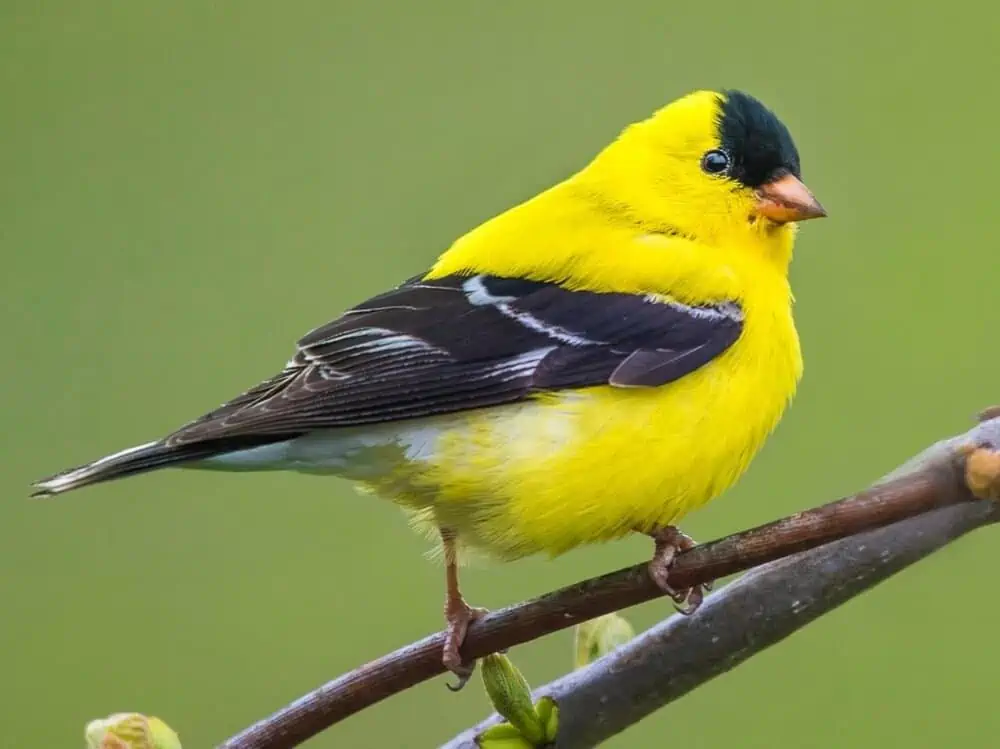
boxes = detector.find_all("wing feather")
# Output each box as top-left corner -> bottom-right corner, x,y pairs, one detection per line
165,274 -> 743,447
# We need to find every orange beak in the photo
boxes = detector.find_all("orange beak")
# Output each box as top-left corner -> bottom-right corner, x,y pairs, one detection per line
754,173 -> 826,224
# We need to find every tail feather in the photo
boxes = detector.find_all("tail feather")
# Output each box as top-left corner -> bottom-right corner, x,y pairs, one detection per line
31,440 -> 229,497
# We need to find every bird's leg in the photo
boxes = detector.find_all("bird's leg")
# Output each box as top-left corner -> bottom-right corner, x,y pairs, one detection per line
440,529 -> 488,692
646,525 -> 712,616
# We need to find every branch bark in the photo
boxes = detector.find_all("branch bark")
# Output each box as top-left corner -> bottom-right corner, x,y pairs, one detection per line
219,415 -> 1000,749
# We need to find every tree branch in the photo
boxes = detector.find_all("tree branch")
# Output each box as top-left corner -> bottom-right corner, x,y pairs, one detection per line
219,415 -> 1000,749
444,495 -> 999,747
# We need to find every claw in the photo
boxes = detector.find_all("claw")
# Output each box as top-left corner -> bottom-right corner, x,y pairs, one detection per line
672,584 -> 705,616
646,525 -> 712,616
445,664 -> 475,693
442,601 -> 488,690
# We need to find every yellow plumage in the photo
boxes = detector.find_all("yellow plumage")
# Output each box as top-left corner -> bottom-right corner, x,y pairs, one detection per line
376,90 -> 805,559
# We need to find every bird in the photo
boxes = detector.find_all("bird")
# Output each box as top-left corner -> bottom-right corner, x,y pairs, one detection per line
33,89 -> 825,688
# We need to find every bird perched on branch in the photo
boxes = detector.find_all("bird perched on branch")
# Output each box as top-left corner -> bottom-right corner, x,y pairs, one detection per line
33,89 -> 824,688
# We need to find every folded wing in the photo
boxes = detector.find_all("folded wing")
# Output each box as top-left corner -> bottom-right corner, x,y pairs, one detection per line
165,274 -> 744,446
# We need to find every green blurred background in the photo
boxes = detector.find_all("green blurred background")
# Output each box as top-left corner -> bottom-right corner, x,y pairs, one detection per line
3,2 -> 998,747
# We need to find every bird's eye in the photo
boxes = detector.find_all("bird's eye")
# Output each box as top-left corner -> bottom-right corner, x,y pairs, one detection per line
701,149 -> 731,175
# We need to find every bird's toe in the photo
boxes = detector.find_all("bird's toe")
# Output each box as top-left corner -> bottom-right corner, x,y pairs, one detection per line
442,600 -> 488,692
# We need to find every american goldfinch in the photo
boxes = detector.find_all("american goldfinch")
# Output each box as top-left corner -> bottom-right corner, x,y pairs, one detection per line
33,89 -> 824,687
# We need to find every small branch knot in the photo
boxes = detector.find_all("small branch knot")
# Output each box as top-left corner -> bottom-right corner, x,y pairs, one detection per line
962,444 -> 1000,502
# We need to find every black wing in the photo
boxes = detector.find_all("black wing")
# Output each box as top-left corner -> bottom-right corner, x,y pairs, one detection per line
165,274 -> 743,446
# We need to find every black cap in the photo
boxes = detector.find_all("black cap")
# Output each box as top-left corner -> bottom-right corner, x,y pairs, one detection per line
718,91 -> 801,188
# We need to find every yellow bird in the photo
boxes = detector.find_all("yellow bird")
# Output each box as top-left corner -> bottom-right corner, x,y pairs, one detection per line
33,89 -> 824,686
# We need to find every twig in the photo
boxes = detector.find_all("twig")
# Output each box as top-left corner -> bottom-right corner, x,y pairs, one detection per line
219,415 -> 1000,749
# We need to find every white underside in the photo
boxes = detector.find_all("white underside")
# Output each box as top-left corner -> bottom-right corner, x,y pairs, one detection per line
195,421 -> 447,479
194,397 -> 582,481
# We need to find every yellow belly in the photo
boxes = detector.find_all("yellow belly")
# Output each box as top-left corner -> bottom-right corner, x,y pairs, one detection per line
370,309 -> 801,561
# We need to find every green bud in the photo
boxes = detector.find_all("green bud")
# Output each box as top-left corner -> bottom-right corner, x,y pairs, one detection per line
85,713 -> 182,749
476,722 -> 535,749
573,613 -> 635,669
480,654 -> 544,744
534,697 -> 559,742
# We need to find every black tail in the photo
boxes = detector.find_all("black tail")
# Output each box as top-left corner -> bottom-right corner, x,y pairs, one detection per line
31,440 -> 229,497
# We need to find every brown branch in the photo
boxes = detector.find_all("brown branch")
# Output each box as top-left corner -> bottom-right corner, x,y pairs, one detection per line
218,415 -> 1000,749
444,494 -> 999,747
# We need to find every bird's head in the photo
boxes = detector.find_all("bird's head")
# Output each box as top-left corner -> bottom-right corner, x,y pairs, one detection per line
579,89 -> 824,260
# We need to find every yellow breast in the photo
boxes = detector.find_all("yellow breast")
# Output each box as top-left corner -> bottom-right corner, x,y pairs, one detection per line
379,188 -> 805,560
393,278 -> 801,560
